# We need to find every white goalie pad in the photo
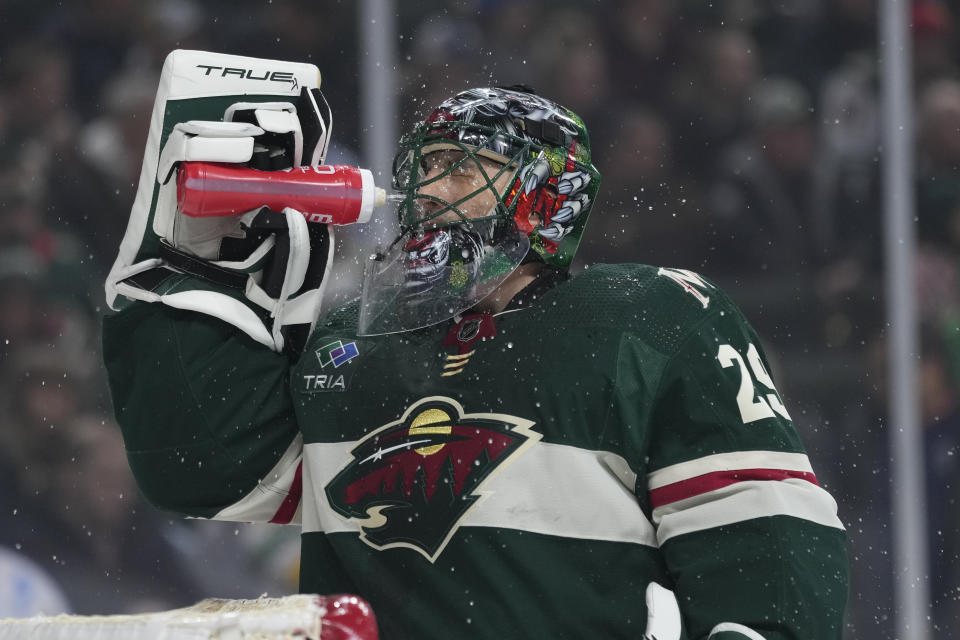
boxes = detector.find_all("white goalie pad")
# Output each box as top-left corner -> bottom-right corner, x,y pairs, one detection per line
105,49 -> 324,312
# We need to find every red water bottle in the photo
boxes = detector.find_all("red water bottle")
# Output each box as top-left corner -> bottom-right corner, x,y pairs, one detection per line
177,162 -> 386,225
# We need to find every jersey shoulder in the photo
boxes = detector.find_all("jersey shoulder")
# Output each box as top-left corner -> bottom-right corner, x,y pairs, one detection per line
316,297 -> 362,333
548,263 -> 746,351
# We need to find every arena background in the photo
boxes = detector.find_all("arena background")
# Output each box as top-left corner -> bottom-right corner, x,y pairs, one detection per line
0,1 -> 957,637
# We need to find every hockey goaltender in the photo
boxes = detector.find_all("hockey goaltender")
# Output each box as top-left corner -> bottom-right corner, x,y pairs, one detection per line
101,50 -> 848,640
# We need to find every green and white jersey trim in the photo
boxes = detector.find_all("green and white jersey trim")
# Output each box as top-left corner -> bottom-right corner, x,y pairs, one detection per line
655,478 -> 843,544
213,434 -> 304,525
648,450 -> 844,544
647,450 -> 816,488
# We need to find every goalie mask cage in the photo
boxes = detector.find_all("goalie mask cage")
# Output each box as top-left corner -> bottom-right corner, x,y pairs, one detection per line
0,594 -> 378,640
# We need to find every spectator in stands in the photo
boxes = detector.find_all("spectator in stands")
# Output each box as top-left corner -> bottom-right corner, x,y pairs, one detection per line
76,68 -> 159,264
912,1 -> 958,91
919,327 -> 960,633
0,41 -> 126,279
918,77 -> 960,181
0,395 -> 205,614
916,78 -> 960,328
667,28 -> 760,181
601,0 -> 681,105
527,7 -> 612,129
706,76 -> 819,275
810,51 -> 881,280
43,0 -> 146,120
583,104 -> 704,268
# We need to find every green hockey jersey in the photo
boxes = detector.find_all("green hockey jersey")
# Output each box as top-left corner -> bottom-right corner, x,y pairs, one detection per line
102,263 -> 848,639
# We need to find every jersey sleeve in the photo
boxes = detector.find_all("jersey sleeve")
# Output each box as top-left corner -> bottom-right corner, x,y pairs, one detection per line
642,301 -> 848,639
102,296 -> 303,524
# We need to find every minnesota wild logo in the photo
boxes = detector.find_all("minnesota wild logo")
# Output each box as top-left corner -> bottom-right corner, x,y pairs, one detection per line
324,397 -> 539,562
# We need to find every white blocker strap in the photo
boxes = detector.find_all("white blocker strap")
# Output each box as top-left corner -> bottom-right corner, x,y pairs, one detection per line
301,87 -> 333,166
212,234 -> 277,272
246,285 -> 328,328
121,210 -> 330,354
152,206 -> 316,352
113,268 -> 275,351
224,102 -> 303,167
238,207 -> 317,352
241,213 -> 333,318
157,120 -> 262,185
158,290 -> 274,350
244,225 -> 334,335
109,258 -> 165,293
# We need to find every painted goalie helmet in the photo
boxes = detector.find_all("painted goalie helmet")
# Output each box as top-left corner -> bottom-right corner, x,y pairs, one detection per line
358,86 -> 601,335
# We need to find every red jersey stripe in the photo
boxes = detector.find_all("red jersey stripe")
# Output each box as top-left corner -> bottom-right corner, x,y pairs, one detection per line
269,460 -> 304,524
649,468 -> 819,509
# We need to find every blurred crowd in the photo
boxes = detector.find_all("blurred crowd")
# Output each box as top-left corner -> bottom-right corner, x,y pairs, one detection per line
0,0 -> 959,637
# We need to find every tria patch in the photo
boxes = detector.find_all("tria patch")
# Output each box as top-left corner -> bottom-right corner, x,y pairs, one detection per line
302,373 -> 346,392
316,340 -> 359,368
324,396 -> 539,562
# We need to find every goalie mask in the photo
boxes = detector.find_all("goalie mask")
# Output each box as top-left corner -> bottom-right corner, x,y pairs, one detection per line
358,86 -> 601,335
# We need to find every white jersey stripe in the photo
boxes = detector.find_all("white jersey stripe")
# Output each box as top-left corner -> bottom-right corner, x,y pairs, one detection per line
467,443 -> 655,545
647,450 -> 814,490
301,441 -> 355,535
301,441 -> 658,547
212,433 -> 304,524
653,478 -> 844,544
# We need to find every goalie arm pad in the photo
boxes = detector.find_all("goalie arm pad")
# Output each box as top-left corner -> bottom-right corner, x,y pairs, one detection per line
102,293 -> 302,521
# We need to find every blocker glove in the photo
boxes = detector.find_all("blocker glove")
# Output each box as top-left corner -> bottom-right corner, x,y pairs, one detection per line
105,49 -> 338,356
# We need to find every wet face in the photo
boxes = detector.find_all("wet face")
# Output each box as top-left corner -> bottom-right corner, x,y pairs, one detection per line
415,150 -> 512,226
